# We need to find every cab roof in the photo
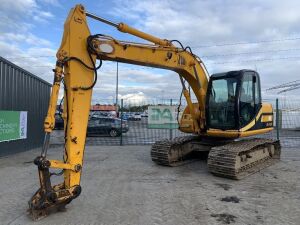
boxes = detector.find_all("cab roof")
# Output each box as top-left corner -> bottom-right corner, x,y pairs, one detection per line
210,69 -> 256,79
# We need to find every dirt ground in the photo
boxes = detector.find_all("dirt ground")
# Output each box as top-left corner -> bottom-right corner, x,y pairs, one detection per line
0,145 -> 299,225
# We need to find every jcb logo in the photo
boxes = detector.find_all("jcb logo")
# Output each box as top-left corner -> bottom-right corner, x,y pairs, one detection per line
150,108 -> 173,121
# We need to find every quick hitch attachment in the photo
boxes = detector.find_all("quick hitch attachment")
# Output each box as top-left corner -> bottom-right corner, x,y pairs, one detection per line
28,133 -> 82,220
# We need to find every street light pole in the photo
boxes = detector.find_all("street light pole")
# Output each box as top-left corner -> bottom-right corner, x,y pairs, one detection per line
116,62 -> 119,116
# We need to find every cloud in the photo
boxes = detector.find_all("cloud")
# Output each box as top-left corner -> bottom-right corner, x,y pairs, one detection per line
0,0 -> 56,86
0,33 -> 52,46
118,92 -> 147,105
0,0 -> 54,23
1,0 -> 300,104
37,0 -> 61,7
90,62 -> 184,103
111,0 -> 300,44
0,41 -> 55,83
33,11 -> 54,23
0,0 -> 37,14
107,0 -> 300,99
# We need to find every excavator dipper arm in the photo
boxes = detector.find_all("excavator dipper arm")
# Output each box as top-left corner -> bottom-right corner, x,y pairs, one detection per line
29,5 -> 96,220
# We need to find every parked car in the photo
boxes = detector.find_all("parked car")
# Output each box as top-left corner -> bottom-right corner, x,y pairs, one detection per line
120,113 -> 130,120
141,111 -> 148,117
87,117 -> 129,137
133,113 -> 142,121
126,112 -> 142,121
90,111 -> 114,118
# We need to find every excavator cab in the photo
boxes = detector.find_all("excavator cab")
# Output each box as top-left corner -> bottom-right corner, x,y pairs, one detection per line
206,70 -> 266,133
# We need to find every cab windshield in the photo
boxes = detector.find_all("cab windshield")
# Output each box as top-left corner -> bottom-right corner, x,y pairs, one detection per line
207,77 -> 237,130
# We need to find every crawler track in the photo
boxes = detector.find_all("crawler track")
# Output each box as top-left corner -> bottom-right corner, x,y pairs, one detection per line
207,138 -> 281,180
151,136 -> 198,166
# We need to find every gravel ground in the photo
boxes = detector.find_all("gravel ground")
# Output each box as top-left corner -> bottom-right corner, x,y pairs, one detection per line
0,145 -> 299,225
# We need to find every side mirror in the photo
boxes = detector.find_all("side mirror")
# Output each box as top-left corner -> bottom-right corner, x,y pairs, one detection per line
252,76 -> 256,83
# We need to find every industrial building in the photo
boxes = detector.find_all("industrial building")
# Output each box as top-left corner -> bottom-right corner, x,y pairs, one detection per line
0,57 -> 51,156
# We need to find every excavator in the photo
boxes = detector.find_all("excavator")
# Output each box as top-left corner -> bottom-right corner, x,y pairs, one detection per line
28,4 -> 281,220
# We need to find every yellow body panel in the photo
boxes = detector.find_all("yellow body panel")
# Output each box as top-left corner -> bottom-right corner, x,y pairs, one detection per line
261,115 -> 273,122
205,103 -> 273,138
240,103 -> 272,132
59,6 -> 95,188
43,5 -> 95,188
206,127 -> 273,138
49,160 -> 78,171
117,23 -> 172,47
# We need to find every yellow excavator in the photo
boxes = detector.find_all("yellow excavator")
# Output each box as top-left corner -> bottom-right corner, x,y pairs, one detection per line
28,4 -> 280,220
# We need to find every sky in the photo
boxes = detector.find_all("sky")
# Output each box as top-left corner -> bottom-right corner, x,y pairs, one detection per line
1,0 -> 300,104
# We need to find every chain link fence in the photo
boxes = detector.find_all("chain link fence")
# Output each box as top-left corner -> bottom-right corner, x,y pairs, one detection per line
51,98 -> 299,148
276,98 -> 300,148
86,98 -> 188,146
255,98 -> 300,148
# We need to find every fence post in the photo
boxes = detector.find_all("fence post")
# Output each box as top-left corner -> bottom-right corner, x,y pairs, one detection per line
276,98 -> 280,140
169,99 -> 173,140
120,99 -> 123,146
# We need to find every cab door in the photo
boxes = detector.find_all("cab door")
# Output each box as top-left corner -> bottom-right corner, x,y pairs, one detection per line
239,72 -> 261,128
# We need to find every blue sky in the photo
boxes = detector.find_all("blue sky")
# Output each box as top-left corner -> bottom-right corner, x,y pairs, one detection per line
28,1 -> 145,48
1,0 -> 300,103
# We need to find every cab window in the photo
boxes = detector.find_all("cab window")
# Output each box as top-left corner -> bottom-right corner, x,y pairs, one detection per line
208,78 -> 237,129
239,73 -> 259,127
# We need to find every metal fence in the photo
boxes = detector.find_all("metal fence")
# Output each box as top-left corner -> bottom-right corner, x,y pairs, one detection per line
84,98 -> 187,146
0,57 -> 51,156
275,98 -> 300,148
75,97 -> 300,148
